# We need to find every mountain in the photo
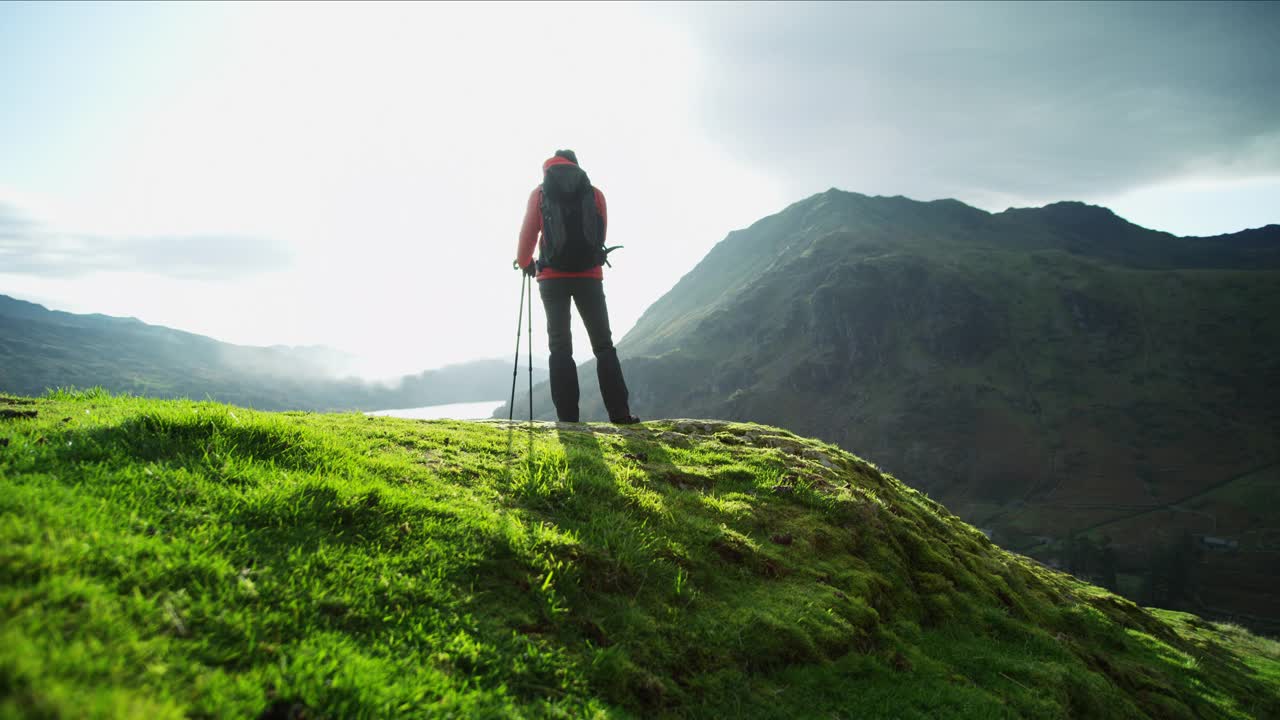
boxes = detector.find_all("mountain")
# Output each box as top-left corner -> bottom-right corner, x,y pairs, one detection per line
500,191 -> 1280,632
0,294 -> 545,411
2,390 -> 1277,717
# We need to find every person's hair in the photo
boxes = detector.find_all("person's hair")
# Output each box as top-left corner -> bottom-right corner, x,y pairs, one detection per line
554,149 -> 578,165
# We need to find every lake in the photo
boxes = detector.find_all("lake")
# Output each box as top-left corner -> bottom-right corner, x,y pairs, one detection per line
366,399 -> 506,421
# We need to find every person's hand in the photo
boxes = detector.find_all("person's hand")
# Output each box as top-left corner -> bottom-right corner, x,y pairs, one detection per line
520,261 -> 537,277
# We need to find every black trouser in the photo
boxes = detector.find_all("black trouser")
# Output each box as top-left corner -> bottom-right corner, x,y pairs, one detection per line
538,277 -> 631,422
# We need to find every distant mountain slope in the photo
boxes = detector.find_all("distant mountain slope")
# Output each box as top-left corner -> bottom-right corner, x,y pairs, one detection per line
0,294 -> 544,411
501,190 -> 1280,630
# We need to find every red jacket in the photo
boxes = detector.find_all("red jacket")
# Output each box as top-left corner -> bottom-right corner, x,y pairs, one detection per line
516,156 -> 607,280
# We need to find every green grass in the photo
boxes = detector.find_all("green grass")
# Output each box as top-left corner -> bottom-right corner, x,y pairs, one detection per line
2,391 -> 1277,718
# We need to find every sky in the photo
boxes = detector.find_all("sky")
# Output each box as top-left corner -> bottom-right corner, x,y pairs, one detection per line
2,1 -> 1277,379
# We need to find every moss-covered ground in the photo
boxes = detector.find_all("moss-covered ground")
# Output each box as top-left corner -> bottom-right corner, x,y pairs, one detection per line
2,390 -> 1277,718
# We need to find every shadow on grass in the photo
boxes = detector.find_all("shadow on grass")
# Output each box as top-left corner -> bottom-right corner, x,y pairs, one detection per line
616,425 -> 723,496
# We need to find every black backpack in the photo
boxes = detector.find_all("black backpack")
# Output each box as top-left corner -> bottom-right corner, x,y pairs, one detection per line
537,163 -> 607,272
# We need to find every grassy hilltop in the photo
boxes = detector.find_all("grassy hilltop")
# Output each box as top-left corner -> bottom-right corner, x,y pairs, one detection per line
2,390 -> 1278,718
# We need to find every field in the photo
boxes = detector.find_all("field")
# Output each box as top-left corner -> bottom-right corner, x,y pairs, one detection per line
2,390 -> 1278,718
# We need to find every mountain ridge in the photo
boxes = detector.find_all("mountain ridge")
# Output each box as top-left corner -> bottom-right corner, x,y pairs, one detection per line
620,191 -> 1277,358
0,294 -> 360,379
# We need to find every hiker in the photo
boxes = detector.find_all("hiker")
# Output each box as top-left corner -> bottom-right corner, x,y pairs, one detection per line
515,150 -> 640,425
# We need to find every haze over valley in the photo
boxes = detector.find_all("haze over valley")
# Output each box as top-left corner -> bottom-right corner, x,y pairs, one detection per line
0,293 -> 545,413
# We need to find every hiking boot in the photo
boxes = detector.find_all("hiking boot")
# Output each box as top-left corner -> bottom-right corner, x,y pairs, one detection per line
611,415 -> 642,425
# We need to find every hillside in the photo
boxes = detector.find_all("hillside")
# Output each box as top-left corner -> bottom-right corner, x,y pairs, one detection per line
3,391 -> 1278,718
500,191 -> 1280,631
0,294 -> 544,411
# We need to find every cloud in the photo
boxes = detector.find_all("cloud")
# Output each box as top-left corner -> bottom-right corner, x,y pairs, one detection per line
677,1 -> 1280,205
0,202 -> 291,279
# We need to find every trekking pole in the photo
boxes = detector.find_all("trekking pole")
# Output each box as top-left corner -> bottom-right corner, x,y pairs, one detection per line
507,273 -> 527,463
508,273 -> 526,423
526,274 -> 534,455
